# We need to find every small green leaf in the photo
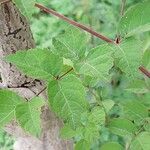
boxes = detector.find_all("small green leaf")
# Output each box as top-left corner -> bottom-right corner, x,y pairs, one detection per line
15,97 -> 45,137
75,140 -> 90,150
0,90 -> 23,127
118,1 -> 150,37
108,118 -> 137,137
5,48 -> 63,80
126,79 -> 149,94
142,49 -> 150,70
130,132 -> 150,150
102,100 -> 114,113
75,44 -> 113,82
53,26 -> 89,60
48,74 -> 88,128
100,142 -> 123,150
88,107 -> 105,125
122,100 -> 148,122
13,0 -> 36,19
60,124 -> 77,139
111,38 -> 142,79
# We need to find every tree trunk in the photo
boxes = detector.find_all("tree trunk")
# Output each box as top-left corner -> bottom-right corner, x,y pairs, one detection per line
0,1 -> 73,150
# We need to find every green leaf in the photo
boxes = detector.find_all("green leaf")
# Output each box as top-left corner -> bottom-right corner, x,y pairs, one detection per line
126,79 -> 149,94
0,90 -> 23,127
88,107 -> 105,125
111,38 -> 142,79
130,132 -> 150,150
108,118 -> 137,137
118,1 -> 150,37
102,100 -> 114,113
53,26 -> 89,60
15,97 -> 45,137
75,140 -> 90,150
100,142 -> 123,150
75,44 -> 113,82
122,100 -> 148,122
13,0 -> 35,19
5,48 -> 63,80
142,49 -> 150,70
79,107 -> 105,143
60,124 -> 78,139
48,74 -> 88,128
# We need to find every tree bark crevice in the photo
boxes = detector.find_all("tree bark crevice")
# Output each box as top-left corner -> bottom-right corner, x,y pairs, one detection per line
0,1 -> 73,150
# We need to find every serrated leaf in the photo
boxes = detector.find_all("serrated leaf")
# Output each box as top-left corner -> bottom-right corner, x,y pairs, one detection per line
0,90 -> 23,127
108,118 -> 137,137
15,97 -> 45,137
130,132 -> 150,150
122,100 -> 148,122
118,1 -> 150,37
111,38 -> 142,79
53,26 -> 88,60
126,79 -> 149,94
13,0 -> 35,19
5,48 -> 63,80
100,142 -> 123,150
48,74 -> 88,128
75,44 -> 113,82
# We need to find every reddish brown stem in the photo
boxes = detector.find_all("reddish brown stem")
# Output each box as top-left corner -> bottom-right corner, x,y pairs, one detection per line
139,66 -> 150,78
35,3 -> 114,43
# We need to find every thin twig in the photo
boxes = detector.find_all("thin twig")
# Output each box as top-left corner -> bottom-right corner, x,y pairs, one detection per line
35,3 -> 114,43
58,68 -> 73,80
36,87 -> 47,97
139,66 -> 150,78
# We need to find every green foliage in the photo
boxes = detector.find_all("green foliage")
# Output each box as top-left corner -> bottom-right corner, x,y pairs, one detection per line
108,118 -> 137,137
100,142 -> 123,150
15,97 -> 45,137
122,100 -> 148,123
53,26 -> 89,60
118,1 -> 150,37
111,38 -> 142,79
1,0 -> 150,149
13,0 -> 35,19
75,44 -> 113,82
48,74 -> 88,128
5,48 -> 63,81
0,90 -> 23,127
130,132 -> 150,150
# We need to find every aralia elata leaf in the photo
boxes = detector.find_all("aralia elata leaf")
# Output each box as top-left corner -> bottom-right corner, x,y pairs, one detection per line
48,74 -> 88,129
52,26 -> 89,60
5,48 -> 63,81
75,44 -> 113,82
13,0 -> 36,19
0,90 -> 23,127
15,97 -> 45,137
118,1 -> 150,37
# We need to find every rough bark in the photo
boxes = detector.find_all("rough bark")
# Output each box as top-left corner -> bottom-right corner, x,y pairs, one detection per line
0,1 -> 73,150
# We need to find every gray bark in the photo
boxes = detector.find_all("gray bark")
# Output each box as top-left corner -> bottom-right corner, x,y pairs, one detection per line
0,1 -> 73,150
